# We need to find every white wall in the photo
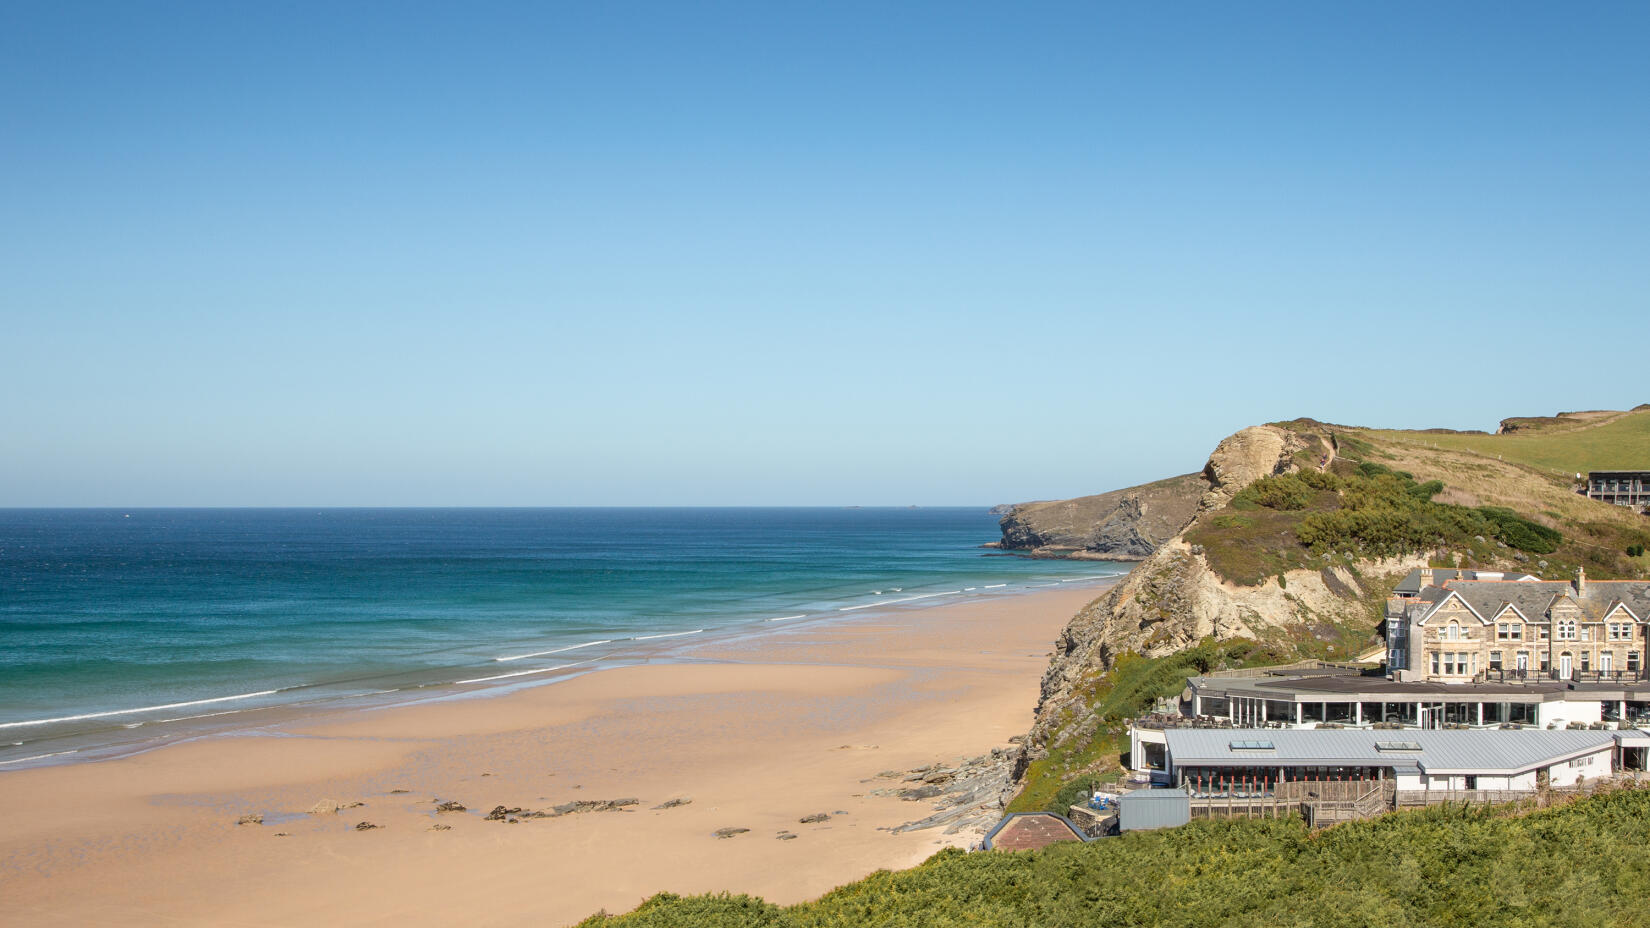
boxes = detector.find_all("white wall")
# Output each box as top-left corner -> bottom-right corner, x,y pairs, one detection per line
1537,700 -> 1603,728
1130,727 -> 1166,774
1548,747 -> 1611,787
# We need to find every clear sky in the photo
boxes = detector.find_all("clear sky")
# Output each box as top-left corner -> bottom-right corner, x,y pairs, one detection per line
3,2 -> 1647,506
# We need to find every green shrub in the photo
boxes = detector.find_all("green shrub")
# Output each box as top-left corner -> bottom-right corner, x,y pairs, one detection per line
577,790 -> 1650,928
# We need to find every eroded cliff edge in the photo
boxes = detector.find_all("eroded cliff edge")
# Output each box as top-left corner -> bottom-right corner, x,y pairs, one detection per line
993,474 -> 1205,560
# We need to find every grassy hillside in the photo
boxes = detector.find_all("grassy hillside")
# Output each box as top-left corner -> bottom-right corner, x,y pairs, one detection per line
1366,406 -> 1650,475
576,787 -> 1650,927
1185,415 -> 1650,587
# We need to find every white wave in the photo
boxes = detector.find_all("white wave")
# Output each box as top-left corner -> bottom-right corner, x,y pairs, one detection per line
964,587 -> 977,592
457,659 -> 596,685
0,750 -> 79,766
838,590 -> 961,612
633,629 -> 703,641
766,615 -> 806,623
0,689 -> 282,730
983,583 -> 1007,589
495,640 -> 613,662
153,707 -> 264,724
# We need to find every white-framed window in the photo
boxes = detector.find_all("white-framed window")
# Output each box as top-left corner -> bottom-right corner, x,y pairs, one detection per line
1490,650 -> 1503,671
1498,622 -> 1523,640
1609,622 -> 1632,641
1447,622 -> 1460,641
1557,621 -> 1577,641
1602,652 -> 1613,674
1630,652 -> 1641,673
1431,652 -> 1441,675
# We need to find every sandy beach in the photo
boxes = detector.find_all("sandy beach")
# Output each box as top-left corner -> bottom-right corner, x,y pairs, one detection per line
0,582 -> 1108,928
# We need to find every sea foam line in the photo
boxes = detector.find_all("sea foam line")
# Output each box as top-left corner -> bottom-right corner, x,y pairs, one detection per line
633,629 -> 704,640
0,690 -> 283,730
0,750 -> 79,766
495,640 -> 614,662
983,583 -> 1008,589
457,659 -> 597,685
766,615 -> 806,622
839,590 -> 961,612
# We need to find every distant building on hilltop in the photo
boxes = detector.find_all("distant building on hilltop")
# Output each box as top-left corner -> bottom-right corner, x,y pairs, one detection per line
1584,470 -> 1650,509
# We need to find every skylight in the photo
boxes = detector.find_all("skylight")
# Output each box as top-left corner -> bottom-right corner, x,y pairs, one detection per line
1375,741 -> 1423,752
1229,740 -> 1275,750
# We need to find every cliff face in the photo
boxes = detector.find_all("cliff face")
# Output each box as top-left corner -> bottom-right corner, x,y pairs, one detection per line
1019,424 -> 1413,760
995,473 -> 1205,560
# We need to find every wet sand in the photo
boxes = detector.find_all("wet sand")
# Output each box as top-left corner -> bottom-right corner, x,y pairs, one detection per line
0,583 -> 1108,927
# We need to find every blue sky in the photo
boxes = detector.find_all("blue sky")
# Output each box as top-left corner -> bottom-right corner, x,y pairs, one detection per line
3,2 -> 1647,506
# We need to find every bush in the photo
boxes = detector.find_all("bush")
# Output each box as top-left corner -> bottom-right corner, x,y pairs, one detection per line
577,790 -> 1650,928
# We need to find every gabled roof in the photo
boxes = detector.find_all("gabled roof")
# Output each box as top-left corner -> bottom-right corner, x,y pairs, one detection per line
1415,588 -> 1490,625
1420,580 -> 1650,624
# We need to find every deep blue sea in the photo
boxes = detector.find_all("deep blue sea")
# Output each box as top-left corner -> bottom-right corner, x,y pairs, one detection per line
0,508 -> 1122,768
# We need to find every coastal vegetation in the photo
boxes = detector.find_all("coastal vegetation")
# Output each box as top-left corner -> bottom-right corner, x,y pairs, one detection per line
577,787 -> 1650,927
1007,638 -> 1302,814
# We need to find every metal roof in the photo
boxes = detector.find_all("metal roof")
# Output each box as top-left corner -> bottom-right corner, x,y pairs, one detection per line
1164,728 -> 1621,775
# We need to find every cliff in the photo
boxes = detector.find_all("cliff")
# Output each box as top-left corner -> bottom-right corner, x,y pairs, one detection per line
994,474 -> 1205,560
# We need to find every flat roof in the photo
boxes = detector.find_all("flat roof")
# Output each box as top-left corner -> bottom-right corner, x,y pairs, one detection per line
1191,672 -> 1650,703
1165,728 -> 1622,775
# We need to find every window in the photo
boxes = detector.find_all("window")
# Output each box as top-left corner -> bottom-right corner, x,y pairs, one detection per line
1610,622 -> 1632,641
1540,625 -> 1551,640
1439,652 -> 1471,676
1630,652 -> 1641,673
1557,621 -> 1577,641
1541,653 -> 1551,672
1431,652 -> 1441,675
1510,623 -> 1523,640
1447,622 -> 1460,641
1489,651 -> 1503,671
1582,653 -> 1591,673
1602,652 -> 1613,674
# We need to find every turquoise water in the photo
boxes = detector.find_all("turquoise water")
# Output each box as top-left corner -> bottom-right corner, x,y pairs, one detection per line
0,508 -> 1122,767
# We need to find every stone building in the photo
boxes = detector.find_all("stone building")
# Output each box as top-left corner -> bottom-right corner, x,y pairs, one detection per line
1389,568 -> 1650,684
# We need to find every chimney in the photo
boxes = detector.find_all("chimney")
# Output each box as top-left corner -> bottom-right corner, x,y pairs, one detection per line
1418,567 -> 1434,590
1576,566 -> 1587,597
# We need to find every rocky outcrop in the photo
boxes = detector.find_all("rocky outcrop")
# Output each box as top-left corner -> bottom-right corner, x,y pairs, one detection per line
873,747 -> 1022,836
1198,425 -> 1307,511
996,473 -> 1206,560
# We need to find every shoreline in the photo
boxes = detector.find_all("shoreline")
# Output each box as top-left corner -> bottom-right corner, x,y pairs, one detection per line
0,579 -> 1114,928
0,569 -> 1125,773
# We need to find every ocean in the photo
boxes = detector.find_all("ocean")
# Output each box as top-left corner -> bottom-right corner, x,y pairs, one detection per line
0,508 -> 1123,768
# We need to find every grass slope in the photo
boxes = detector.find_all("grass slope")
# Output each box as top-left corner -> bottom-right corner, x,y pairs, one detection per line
1366,407 -> 1650,475
576,787 -> 1650,928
